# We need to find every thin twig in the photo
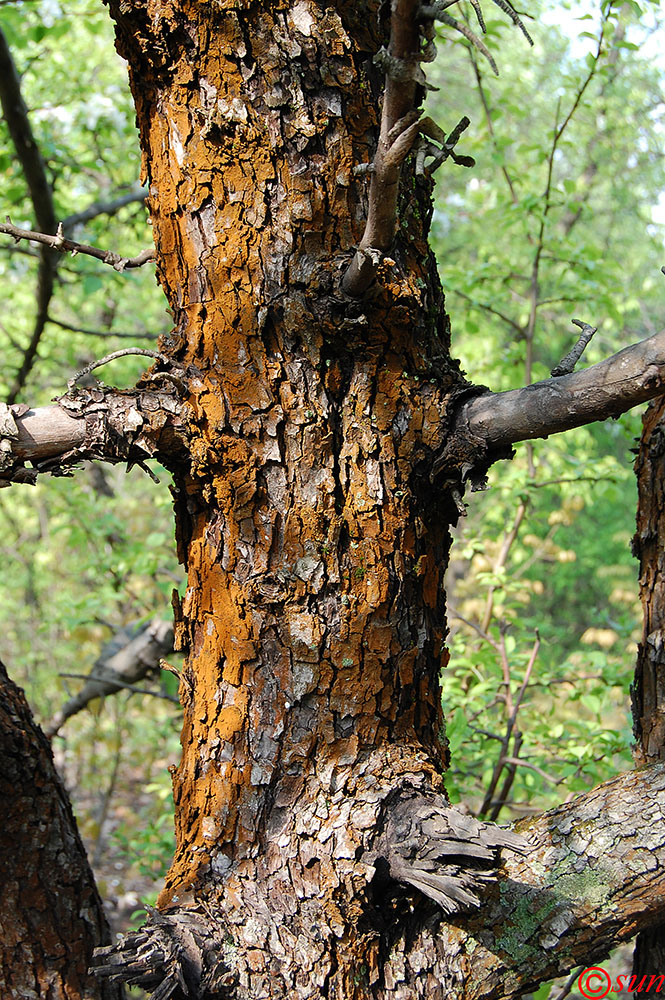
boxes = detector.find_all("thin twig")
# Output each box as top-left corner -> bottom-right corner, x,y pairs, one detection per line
0,220 -> 155,272
479,632 -> 540,818
67,348 -> 180,390
48,316 -> 158,341
488,730 -> 522,820
550,318 -> 597,376
450,286 -> 524,335
448,605 -> 500,650
58,672 -> 179,704
467,45 -> 519,205
480,501 -> 528,633
550,967 -> 584,1000
62,185 -> 147,229
502,755 -> 563,786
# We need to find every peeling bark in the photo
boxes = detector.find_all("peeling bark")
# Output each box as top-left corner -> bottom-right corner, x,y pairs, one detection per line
98,1 -> 469,994
0,660 -> 121,1000
631,397 -> 665,977
0,377 -> 187,485
93,763 -> 665,999
633,396 -> 665,764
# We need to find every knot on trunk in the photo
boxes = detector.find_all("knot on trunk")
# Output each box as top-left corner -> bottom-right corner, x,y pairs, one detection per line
377,794 -> 528,914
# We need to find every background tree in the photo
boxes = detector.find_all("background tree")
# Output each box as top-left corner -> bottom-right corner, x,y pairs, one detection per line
3,1 -> 665,998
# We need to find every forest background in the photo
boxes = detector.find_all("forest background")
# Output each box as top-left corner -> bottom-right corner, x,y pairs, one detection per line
1,0 -> 664,993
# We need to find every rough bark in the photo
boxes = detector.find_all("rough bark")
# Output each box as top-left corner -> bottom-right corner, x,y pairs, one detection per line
99,1 -> 472,995
0,659 -> 121,1000
631,396 -> 665,978
79,2 -> 665,997
93,762 -> 665,999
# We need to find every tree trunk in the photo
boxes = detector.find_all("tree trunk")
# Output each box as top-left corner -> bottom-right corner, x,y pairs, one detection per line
78,3 -> 665,997
631,396 -> 665,978
0,660 -> 121,1000
96,1 -> 484,994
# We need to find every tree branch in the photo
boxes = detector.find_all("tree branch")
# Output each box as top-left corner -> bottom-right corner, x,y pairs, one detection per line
0,376 -> 188,486
45,618 -> 175,738
342,0 -> 422,296
0,220 -> 155,272
92,763 -> 665,998
457,328 -> 665,451
61,185 -> 147,229
439,762 -> 665,999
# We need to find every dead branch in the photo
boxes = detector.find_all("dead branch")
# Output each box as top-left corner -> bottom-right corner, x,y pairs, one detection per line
0,220 -> 155,272
0,379 -> 187,487
45,618 -> 175,738
550,319 -> 597,376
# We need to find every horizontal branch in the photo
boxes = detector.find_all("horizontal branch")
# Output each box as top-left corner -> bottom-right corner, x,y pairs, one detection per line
444,762 -> 665,999
0,379 -> 188,486
11,406 -> 86,460
0,220 -> 154,272
460,328 -> 665,449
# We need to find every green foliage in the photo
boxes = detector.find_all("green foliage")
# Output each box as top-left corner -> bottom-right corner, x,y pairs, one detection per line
428,0 -> 664,817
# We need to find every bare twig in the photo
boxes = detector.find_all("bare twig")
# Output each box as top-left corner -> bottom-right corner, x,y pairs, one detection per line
62,185 -> 148,229
67,348 -> 187,396
436,11 -> 498,74
467,46 -> 519,205
479,633 -> 539,818
48,316 -> 158,341
57,672 -> 179,703
67,348 -> 171,388
480,501 -> 528,632
550,967 -> 584,1000
0,220 -> 155,272
550,319 -> 597,376
502,755 -> 563,786
488,730 -> 522,820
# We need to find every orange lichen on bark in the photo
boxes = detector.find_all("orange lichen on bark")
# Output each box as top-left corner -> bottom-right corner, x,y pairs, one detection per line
109,1 -> 466,991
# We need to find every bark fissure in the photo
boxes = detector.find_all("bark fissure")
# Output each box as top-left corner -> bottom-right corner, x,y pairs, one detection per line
58,1 -> 665,997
